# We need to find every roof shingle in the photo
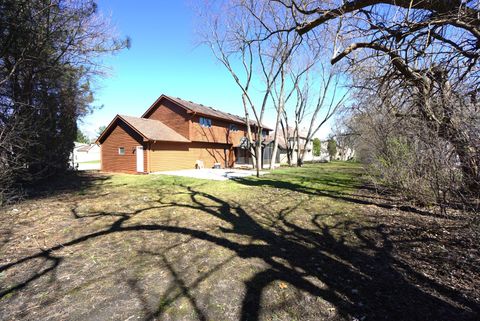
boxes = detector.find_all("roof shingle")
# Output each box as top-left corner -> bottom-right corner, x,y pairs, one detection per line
119,115 -> 190,142
164,96 -> 272,130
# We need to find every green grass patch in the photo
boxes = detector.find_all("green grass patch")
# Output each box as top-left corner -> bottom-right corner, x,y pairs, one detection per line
78,160 -> 100,164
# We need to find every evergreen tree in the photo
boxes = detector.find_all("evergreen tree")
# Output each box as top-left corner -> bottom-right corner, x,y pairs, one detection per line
312,138 -> 321,157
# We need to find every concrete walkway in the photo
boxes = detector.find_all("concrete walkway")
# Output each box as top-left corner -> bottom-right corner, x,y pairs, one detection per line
152,168 -> 268,181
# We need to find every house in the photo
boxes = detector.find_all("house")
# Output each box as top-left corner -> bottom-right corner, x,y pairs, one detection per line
264,129 -> 330,164
316,140 -> 330,162
75,144 -> 100,162
265,129 -> 315,164
285,130 -> 314,163
70,142 -> 101,167
96,95 -> 271,173
335,144 -> 355,161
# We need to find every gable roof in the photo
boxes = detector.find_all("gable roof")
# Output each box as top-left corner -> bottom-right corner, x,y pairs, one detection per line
142,94 -> 273,130
264,128 -> 314,149
284,127 -> 309,139
76,144 -> 96,152
97,115 -> 190,144
264,134 -> 287,149
74,142 -> 87,148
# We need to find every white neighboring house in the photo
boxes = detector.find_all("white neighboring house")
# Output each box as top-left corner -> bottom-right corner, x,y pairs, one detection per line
313,141 -> 330,162
279,136 -> 315,163
335,144 -> 355,161
70,142 -> 100,170
266,129 -> 330,165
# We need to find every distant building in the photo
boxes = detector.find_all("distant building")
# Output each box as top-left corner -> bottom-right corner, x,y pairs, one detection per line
70,142 -> 100,167
335,144 -> 355,161
316,140 -> 330,162
264,129 -> 329,165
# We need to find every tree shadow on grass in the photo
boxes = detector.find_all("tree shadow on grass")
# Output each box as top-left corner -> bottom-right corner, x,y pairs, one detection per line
232,176 -> 457,220
23,171 -> 112,200
0,185 -> 478,320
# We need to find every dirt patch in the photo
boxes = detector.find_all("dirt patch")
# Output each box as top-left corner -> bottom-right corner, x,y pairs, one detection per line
0,164 -> 478,320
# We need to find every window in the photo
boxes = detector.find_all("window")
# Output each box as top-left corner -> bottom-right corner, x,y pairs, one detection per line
200,117 -> 212,128
229,124 -> 238,132
118,147 -> 125,155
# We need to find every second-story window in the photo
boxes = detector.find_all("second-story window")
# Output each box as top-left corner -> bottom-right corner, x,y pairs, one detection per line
200,117 -> 212,128
229,124 -> 238,132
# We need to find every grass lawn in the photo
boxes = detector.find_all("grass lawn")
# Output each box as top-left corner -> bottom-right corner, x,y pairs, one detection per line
78,160 -> 100,164
0,162 -> 478,321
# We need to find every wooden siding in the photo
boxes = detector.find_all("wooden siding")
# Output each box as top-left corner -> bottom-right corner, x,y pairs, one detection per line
149,141 -> 235,172
143,100 -> 190,139
190,114 -> 248,145
142,98 -> 269,145
100,96 -> 272,173
143,145 -> 148,173
101,120 -> 146,173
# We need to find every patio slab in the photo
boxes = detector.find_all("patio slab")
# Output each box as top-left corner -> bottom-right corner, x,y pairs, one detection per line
151,168 -> 268,181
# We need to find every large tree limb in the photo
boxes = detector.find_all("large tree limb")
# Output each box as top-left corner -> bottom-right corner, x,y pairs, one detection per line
331,42 -> 422,82
294,0 -> 479,39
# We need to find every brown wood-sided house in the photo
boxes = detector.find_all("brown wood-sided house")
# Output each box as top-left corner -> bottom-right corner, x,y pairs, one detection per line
96,94 -> 271,173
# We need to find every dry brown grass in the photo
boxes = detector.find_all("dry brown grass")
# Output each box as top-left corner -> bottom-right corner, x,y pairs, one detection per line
0,163 -> 478,321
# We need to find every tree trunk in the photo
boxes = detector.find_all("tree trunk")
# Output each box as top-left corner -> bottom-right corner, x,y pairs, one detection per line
280,121 -> 293,166
270,122 -> 278,170
270,68 -> 285,170
256,140 -> 262,177
295,122 -> 302,166
242,94 -> 257,168
300,137 -> 312,165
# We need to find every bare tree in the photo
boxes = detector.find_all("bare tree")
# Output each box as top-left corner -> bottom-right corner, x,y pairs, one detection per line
268,0 -> 480,197
268,49 -> 317,168
271,57 -> 349,167
198,0 -> 301,176
296,61 -> 349,166
343,80 -> 472,210
331,121 -> 357,161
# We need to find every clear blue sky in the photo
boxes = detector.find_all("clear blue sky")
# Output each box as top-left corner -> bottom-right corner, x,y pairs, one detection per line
80,0 -> 334,139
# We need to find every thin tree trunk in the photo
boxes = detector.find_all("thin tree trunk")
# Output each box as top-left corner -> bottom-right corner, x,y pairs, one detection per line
295,122 -> 302,166
256,138 -> 262,177
270,69 -> 285,170
300,137 -> 312,164
242,94 -> 256,168
281,119 -> 292,166
270,124 -> 280,169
